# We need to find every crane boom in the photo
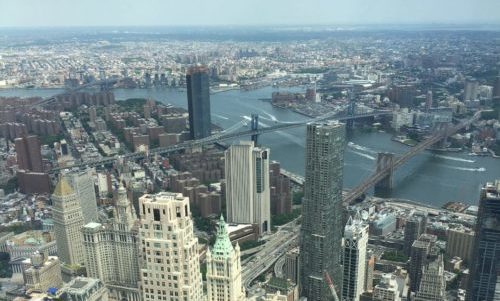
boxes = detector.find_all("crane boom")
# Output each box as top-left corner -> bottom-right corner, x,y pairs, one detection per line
323,271 -> 340,301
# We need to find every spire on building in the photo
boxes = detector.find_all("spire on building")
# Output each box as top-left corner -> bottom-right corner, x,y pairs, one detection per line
53,176 -> 74,197
212,215 -> 234,258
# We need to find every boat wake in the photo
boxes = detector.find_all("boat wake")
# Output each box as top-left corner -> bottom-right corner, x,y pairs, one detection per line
213,113 -> 229,120
347,142 -> 378,154
432,154 -> 475,163
349,150 -> 376,161
444,165 -> 486,172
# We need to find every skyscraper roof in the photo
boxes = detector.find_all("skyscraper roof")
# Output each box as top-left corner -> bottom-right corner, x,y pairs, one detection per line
212,215 -> 234,259
53,177 -> 74,196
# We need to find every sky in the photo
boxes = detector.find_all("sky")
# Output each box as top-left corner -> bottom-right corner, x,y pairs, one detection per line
0,0 -> 499,27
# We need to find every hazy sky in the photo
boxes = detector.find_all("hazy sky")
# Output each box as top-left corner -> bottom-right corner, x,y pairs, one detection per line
1,0 -> 499,27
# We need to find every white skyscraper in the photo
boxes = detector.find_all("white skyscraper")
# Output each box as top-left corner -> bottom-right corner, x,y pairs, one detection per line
52,176 -> 85,266
342,213 -> 369,301
82,184 -> 140,301
138,192 -> 203,301
206,216 -> 245,301
66,168 -> 98,224
225,141 -> 271,234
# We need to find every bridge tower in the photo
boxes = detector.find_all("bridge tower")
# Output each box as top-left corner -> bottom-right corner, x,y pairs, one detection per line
251,114 -> 259,145
433,122 -> 450,149
346,88 -> 356,130
99,68 -> 108,91
374,152 -> 395,195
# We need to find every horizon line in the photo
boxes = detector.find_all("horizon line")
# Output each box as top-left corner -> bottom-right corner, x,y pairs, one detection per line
1,22 -> 500,29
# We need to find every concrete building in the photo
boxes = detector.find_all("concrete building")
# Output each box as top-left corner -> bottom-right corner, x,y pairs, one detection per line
269,161 -> 292,215
414,255 -> 446,301
186,65 -> 211,139
403,215 -> 426,256
464,78 -> 479,101
23,252 -> 63,293
364,250 -> 375,293
342,213 -> 369,301
225,141 -> 271,235
138,192 -> 203,301
409,238 -> 430,293
51,177 -> 85,266
300,121 -> 345,301
391,109 -> 414,131
266,277 -> 299,301
15,135 -> 50,194
373,274 -> 401,301
206,216 -> 245,301
82,184 -> 140,301
66,168 -> 98,224
445,228 -> 474,264
5,230 -> 57,261
467,180 -> 500,301
17,170 -> 51,195
370,213 -> 396,236
15,135 -> 43,172
62,277 -> 109,301
264,291 -> 288,301
284,247 -> 300,285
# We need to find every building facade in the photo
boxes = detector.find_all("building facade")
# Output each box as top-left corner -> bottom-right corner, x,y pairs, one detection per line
409,239 -> 430,293
23,252 -> 63,293
414,255 -> 446,301
284,247 -> 300,285
225,141 -> 271,235
14,135 -> 43,172
186,65 -> 211,140
62,277 -> 109,301
467,180 -> 500,301
51,177 -> 85,266
138,192 -> 203,301
66,168 -> 98,224
373,274 -> 401,301
269,161 -> 292,215
446,228 -> 475,264
300,121 -> 345,301
82,184 -> 140,301
206,216 -> 245,301
342,213 -> 369,301
403,215 -> 426,256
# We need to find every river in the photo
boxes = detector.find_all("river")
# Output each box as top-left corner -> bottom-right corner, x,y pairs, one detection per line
2,86 -> 499,207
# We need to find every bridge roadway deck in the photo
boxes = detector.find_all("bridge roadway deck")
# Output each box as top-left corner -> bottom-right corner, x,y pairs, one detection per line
342,111 -> 482,205
50,110 -> 390,173
31,79 -> 118,108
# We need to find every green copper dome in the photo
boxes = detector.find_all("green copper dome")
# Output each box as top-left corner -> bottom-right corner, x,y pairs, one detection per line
212,215 -> 234,258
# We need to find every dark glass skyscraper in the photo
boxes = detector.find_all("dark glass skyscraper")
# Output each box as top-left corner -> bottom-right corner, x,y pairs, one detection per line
186,65 -> 211,140
299,121 -> 345,301
467,180 -> 500,301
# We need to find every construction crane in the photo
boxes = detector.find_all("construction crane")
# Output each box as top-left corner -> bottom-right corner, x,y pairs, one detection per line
323,270 -> 340,301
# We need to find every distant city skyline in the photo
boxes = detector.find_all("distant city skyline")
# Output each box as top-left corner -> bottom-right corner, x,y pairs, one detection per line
1,0 -> 499,27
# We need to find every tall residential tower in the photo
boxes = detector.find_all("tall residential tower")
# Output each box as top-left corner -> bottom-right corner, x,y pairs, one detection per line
299,121 -> 345,301
186,65 -> 211,140
225,141 -> 271,234
467,180 -> 500,301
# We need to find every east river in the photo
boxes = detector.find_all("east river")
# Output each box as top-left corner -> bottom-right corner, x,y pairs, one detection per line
2,86 -> 499,207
